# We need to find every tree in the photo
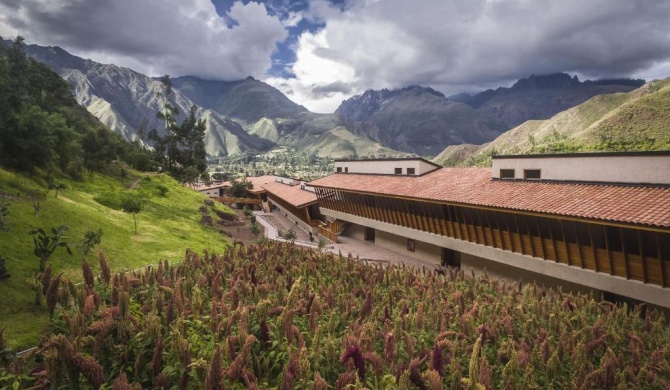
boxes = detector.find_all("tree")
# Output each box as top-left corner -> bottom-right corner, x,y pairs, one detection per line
79,228 -> 103,255
228,179 -> 253,198
29,225 -> 72,272
121,196 -> 143,235
149,76 -> 207,182
48,182 -> 66,199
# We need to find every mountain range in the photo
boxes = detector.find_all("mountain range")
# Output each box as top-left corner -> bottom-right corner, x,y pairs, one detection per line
435,77 -> 670,166
18,41 -> 648,159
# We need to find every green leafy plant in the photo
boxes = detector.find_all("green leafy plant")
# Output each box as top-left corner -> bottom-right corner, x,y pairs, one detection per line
283,228 -> 297,242
318,237 -> 327,252
79,228 -> 103,255
121,195 -> 143,235
250,222 -> 261,237
29,225 -> 72,272
48,182 -> 66,199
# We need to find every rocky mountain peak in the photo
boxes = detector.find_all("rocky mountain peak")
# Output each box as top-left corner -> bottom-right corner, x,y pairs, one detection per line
336,85 -> 446,121
511,73 -> 580,90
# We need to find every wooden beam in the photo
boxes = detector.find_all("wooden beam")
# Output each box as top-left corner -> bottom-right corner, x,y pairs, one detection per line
656,233 -> 667,287
505,214 -> 516,253
638,230 -> 648,284
573,222 -> 584,268
536,217 -> 547,259
460,207 -> 471,242
588,224 -> 599,273
560,221 -> 571,266
603,226 -> 614,275
620,227 -> 630,279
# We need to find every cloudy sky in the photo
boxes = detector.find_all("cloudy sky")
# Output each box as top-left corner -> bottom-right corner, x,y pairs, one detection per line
1,0 -> 670,113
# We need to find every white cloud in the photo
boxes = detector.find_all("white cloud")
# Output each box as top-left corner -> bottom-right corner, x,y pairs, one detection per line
2,0 -> 669,114
0,0 -> 288,80
269,0 -> 670,112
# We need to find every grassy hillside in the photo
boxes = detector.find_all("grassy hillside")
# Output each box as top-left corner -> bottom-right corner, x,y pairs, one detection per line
435,78 -> 670,166
0,166 -> 233,349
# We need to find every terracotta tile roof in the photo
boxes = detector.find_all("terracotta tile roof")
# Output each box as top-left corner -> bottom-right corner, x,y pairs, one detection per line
308,168 -> 670,229
244,176 -> 277,193
262,181 -> 318,208
194,182 -> 230,192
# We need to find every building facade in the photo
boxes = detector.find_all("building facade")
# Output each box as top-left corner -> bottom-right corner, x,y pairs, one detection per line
309,154 -> 670,309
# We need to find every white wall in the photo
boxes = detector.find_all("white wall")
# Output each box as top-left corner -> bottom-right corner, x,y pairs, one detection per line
200,189 -> 219,197
335,159 -> 439,175
492,154 -> 670,184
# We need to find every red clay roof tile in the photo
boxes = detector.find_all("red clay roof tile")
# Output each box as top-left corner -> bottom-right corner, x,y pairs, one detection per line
262,181 -> 318,208
308,168 -> 670,228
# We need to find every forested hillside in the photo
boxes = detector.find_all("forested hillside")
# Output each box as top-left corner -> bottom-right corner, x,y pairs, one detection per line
0,38 -> 152,177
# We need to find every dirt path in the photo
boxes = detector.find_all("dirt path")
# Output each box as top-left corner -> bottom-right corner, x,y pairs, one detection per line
127,176 -> 145,190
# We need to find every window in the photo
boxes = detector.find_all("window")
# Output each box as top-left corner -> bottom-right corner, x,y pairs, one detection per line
395,167 -> 403,175
524,169 -> 541,180
500,169 -> 515,179
336,167 -> 342,173
344,167 -> 349,173
407,168 -> 416,175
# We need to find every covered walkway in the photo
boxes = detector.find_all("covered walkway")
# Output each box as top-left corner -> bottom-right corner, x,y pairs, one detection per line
254,210 -> 439,270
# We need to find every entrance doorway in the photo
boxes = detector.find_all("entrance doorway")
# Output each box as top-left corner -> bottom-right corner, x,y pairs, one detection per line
364,227 -> 375,242
441,248 -> 461,268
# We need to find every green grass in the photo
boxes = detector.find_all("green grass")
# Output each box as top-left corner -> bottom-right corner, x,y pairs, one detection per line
0,167 -> 234,349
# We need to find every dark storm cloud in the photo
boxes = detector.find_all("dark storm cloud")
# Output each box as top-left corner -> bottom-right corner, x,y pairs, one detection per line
1,0 -> 669,112
0,0 -> 288,80
271,0 -> 670,111
311,81 -> 352,95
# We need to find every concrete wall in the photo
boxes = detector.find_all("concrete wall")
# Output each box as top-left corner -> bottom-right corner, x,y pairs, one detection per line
346,224 -> 366,240
322,207 -> 670,309
460,253 -> 597,297
374,230 -> 442,264
335,159 -> 439,175
492,154 -> 670,185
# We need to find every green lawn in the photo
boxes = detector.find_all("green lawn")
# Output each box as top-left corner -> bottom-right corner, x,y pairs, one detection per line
0,167 -> 233,349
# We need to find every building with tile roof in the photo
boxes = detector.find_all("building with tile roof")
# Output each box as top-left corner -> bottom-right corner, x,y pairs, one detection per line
309,153 -> 670,309
261,179 -> 321,235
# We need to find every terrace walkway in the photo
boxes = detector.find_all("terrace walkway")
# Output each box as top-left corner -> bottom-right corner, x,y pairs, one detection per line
254,210 -> 439,270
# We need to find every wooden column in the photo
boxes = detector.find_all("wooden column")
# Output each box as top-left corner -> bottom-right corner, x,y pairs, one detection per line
620,228 -> 630,279
536,218 -> 546,259
588,224 -> 599,273
603,226 -> 614,275
573,222 -> 584,268
656,233 -> 667,287
638,230 -> 648,284
560,221 -> 571,266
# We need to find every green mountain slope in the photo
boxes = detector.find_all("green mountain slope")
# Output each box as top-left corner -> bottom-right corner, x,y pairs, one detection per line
0,168 -> 232,349
435,78 -> 670,166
